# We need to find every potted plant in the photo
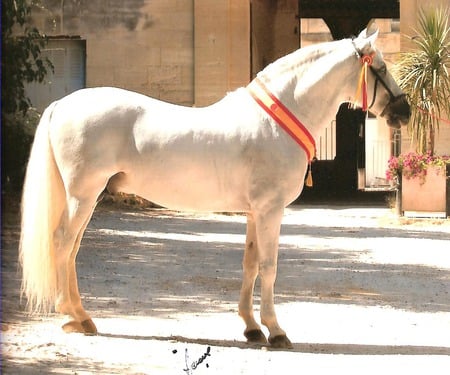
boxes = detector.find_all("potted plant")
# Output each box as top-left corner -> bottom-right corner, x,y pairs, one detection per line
387,152 -> 449,214
389,6 -> 450,216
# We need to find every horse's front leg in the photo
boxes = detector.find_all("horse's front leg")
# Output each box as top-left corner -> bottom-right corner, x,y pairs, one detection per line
239,213 -> 267,344
254,206 -> 292,349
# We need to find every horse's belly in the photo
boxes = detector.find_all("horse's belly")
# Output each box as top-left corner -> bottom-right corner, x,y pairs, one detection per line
122,161 -> 251,212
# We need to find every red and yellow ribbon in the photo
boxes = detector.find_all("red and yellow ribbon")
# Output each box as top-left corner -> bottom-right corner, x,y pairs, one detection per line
248,77 -> 316,187
351,54 -> 374,112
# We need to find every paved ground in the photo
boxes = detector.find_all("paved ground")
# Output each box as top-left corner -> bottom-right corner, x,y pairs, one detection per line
2,204 -> 449,374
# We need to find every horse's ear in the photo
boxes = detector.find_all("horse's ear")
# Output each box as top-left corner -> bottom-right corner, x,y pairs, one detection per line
366,22 -> 379,46
357,28 -> 367,39
355,26 -> 379,54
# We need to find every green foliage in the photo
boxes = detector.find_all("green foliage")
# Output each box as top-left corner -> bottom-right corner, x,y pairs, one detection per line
393,6 -> 450,155
2,110 -> 41,190
1,0 -> 53,189
1,0 -> 53,115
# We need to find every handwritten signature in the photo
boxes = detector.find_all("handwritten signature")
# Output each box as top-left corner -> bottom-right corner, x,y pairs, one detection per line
173,346 -> 211,374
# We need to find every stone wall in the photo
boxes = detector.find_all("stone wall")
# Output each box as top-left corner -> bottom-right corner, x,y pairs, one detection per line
32,0 -> 195,105
31,0 -> 251,107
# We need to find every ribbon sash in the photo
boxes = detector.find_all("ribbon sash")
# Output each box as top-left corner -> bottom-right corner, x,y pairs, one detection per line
247,78 -> 316,163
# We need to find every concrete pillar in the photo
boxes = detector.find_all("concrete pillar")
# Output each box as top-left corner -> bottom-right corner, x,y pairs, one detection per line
194,0 -> 250,106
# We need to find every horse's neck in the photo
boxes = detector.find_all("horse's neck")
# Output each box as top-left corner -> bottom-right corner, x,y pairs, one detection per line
258,40 -> 358,139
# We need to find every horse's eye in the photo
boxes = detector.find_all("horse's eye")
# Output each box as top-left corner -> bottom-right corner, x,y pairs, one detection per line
379,64 -> 387,75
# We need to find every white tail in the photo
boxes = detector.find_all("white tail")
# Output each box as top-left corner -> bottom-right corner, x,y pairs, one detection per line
19,102 -> 66,313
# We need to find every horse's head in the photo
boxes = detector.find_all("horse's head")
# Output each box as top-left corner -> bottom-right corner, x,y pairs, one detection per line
352,29 -> 410,129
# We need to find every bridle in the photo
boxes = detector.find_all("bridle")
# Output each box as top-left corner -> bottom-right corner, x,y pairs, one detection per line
352,40 -> 406,114
367,63 -> 399,111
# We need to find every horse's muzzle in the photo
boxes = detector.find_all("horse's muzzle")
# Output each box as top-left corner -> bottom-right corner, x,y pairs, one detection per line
381,94 -> 410,129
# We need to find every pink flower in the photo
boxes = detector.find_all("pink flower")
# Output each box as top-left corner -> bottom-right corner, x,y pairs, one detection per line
386,152 -> 449,185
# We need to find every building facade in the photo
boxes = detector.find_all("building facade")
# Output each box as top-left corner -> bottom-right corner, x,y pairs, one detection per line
27,0 -> 449,192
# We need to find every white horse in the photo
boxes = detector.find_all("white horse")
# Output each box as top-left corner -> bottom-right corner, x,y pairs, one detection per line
20,29 -> 409,348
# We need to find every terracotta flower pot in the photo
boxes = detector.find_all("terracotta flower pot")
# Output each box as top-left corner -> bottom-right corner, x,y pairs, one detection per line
401,166 -> 446,213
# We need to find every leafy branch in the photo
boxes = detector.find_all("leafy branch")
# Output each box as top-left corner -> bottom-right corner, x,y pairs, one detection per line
1,0 -> 54,116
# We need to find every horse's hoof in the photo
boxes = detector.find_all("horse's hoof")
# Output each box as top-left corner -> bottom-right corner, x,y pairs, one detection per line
62,320 -> 84,333
244,329 -> 268,344
62,319 -> 97,335
268,334 -> 293,349
81,319 -> 98,335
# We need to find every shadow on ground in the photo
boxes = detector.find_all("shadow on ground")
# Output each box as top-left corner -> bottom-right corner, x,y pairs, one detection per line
2,207 -> 450,324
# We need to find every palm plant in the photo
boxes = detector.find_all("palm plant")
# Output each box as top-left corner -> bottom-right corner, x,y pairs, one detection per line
393,6 -> 450,155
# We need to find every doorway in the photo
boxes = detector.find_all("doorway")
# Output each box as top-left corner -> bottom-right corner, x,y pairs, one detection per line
25,38 -> 86,112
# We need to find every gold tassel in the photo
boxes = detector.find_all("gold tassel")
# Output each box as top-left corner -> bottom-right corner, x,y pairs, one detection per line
306,163 -> 313,187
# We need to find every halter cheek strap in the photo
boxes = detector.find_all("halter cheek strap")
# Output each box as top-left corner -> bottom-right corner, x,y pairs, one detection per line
247,77 -> 316,187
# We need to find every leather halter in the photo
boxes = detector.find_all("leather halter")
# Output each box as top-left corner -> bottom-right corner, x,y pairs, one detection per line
367,64 -> 398,110
352,41 -> 405,112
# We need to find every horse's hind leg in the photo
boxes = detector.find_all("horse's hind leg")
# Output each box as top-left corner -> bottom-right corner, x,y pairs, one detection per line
239,213 -> 267,344
54,195 -> 97,334
62,208 -> 97,334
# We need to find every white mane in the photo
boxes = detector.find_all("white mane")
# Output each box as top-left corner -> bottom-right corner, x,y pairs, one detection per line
256,39 -> 354,85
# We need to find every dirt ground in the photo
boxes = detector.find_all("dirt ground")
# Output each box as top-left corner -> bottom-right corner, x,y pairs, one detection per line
1,202 -> 450,374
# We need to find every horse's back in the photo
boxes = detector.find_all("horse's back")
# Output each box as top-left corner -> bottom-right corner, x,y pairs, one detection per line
48,87 -> 250,142
45,87 -> 248,210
